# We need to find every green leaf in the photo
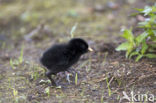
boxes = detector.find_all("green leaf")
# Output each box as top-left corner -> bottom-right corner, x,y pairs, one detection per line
135,32 -> 148,46
126,45 -> 133,58
116,42 -> 130,51
135,54 -> 143,62
125,41 -> 134,58
145,53 -> 156,58
121,29 -> 134,42
141,40 -> 148,54
129,51 -> 139,59
130,12 -> 141,17
134,8 -> 144,12
152,30 -> 156,36
143,6 -> 152,16
116,4 -> 156,61
75,73 -> 78,85
138,21 -> 148,27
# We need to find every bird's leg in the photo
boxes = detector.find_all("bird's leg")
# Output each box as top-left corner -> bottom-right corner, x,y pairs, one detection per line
65,67 -> 77,84
45,71 -> 57,86
65,71 -> 71,84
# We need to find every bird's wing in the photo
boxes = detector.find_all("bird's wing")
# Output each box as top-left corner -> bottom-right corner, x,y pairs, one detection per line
55,51 -> 70,67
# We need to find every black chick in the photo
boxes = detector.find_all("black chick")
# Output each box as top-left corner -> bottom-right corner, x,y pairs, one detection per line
40,38 -> 93,86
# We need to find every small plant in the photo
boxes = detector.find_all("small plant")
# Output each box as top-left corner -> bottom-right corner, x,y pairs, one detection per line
86,55 -> 92,73
100,95 -> 104,103
12,88 -> 19,103
9,45 -> 24,69
116,4 -> 156,61
70,23 -> 78,38
100,89 -> 105,103
12,88 -> 18,98
80,87 -> 85,96
31,65 -> 43,80
44,87 -> 50,97
106,76 -> 112,96
10,59 -> 16,69
18,44 -> 24,64
75,73 -> 78,85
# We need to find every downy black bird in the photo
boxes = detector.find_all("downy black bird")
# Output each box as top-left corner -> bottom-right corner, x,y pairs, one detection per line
40,38 -> 93,86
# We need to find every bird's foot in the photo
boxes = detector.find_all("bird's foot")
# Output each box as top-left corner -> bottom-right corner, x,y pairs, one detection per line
56,71 -> 73,85
48,82 -> 63,88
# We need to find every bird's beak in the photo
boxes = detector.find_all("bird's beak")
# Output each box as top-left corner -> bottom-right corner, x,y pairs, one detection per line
88,47 -> 93,52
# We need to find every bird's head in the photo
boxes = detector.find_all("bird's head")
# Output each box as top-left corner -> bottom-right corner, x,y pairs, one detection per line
68,38 -> 93,54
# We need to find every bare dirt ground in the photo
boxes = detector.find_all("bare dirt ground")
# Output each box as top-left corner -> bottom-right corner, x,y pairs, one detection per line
0,0 -> 156,103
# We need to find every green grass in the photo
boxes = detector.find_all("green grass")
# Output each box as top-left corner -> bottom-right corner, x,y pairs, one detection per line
106,76 -> 112,97
18,44 -> 24,64
75,73 -> 78,85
